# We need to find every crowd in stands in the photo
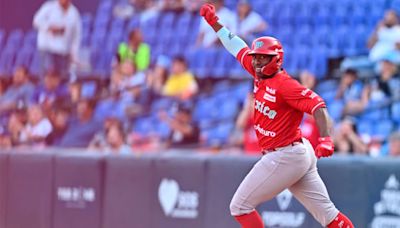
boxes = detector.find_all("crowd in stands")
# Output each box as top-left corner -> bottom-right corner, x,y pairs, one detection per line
0,0 -> 400,157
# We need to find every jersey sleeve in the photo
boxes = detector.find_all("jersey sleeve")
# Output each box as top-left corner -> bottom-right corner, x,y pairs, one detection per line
236,47 -> 256,77
280,78 -> 326,115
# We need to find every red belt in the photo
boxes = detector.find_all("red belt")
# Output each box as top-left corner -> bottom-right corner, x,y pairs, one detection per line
262,139 -> 303,155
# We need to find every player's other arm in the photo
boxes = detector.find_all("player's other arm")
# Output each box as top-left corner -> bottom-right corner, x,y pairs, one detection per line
313,107 -> 335,158
200,3 -> 248,58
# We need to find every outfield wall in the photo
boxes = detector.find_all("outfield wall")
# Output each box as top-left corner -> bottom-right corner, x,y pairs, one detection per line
0,150 -> 399,228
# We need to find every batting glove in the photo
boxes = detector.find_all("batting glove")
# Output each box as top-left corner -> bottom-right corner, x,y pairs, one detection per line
200,3 -> 219,26
315,137 -> 334,158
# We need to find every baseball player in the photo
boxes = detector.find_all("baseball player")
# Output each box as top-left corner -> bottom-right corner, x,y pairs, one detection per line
200,3 -> 354,228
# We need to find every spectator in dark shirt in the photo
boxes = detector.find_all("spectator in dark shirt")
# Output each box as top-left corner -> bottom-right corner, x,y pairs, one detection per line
58,98 -> 101,147
46,104 -> 71,146
159,103 -> 200,148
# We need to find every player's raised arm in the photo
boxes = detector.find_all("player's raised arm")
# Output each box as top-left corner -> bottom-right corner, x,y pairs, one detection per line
199,3 -> 248,58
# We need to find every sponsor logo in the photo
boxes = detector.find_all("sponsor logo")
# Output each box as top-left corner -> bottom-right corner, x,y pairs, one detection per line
266,86 -> 276,95
228,32 -> 235,40
254,124 -> 276,137
158,178 -> 199,219
371,174 -> 400,228
255,41 -> 264,49
301,88 -> 318,99
262,189 -> 306,227
263,92 -> 276,103
57,186 -> 96,209
255,99 -> 277,119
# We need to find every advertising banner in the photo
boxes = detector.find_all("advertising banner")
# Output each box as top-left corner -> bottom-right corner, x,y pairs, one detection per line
53,153 -> 104,228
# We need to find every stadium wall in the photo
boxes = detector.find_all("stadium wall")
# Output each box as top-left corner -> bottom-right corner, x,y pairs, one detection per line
0,150 -> 399,228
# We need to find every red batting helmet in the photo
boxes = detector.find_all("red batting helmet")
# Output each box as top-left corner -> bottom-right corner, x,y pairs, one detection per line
248,36 -> 284,76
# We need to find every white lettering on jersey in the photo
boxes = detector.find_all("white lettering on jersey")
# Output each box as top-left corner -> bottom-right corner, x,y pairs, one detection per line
263,92 -> 276,103
255,99 -> 277,119
301,89 -> 318,99
266,86 -> 276,94
254,124 -> 276,137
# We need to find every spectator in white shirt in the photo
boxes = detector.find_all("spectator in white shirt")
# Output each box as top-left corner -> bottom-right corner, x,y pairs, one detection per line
33,0 -> 82,79
20,104 -> 53,146
197,0 -> 236,48
234,0 -> 267,43
368,10 -> 400,64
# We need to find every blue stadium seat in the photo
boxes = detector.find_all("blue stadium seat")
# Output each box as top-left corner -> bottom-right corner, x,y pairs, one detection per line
309,48 -> 328,78
4,29 -> 23,50
327,100 -> 344,122
0,49 -> 16,76
215,99 -> 239,121
392,102 -> 400,123
188,48 -> 218,79
373,120 -> 393,139
361,101 -> 390,121
132,117 -> 156,137
205,122 -> 234,146
0,29 -> 5,49
193,96 -> 218,121
14,47 -> 34,70
212,49 -> 234,78
126,15 -> 140,31
29,51 -> 41,77
357,120 -> 373,136
316,79 -> 338,94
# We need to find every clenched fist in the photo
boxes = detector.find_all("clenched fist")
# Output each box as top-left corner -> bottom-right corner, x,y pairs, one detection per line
200,3 -> 219,26
315,137 -> 334,158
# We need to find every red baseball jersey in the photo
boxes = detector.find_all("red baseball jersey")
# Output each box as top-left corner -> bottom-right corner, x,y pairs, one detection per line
237,47 -> 326,151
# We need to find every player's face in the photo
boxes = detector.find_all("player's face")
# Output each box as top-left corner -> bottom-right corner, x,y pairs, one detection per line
251,54 -> 273,77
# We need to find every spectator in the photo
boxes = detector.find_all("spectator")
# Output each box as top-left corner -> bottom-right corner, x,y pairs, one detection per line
158,0 -> 185,12
89,117 -> 120,149
6,110 -> 26,146
159,103 -> 200,148
183,0 -> 204,14
46,104 -> 71,146
336,69 -> 368,116
197,0 -> 236,48
32,70 -> 68,114
388,131 -> 400,157
116,29 -> 150,72
0,133 -> 12,150
369,58 -> 400,100
298,71 -> 319,148
230,92 -> 261,155
147,55 -> 170,97
333,117 -> 368,155
234,0 -> 267,43
368,10 -> 400,64
33,0 -> 82,79
0,66 -> 35,114
162,56 -> 198,100
58,98 -> 101,147
19,104 -> 53,146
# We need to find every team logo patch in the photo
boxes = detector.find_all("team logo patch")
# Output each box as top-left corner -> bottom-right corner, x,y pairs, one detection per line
255,41 -> 264,49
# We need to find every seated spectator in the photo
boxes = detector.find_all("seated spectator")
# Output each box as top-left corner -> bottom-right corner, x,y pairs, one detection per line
162,56 -> 198,100
116,29 -> 150,72
369,58 -> 400,100
67,80 -> 82,105
183,0 -> 203,14
89,118 -> 131,154
230,92 -> 261,155
147,55 -> 170,98
388,131 -> 400,157
196,0 -> 236,48
158,0 -> 185,12
159,103 -> 200,148
6,110 -> 26,146
0,66 -> 35,114
298,71 -> 319,148
234,0 -> 267,43
336,69 -> 368,116
0,133 -> 12,150
32,70 -> 68,114
19,104 -> 53,147
368,10 -> 400,64
333,117 -> 368,155
58,98 -> 101,148
46,104 -> 71,146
